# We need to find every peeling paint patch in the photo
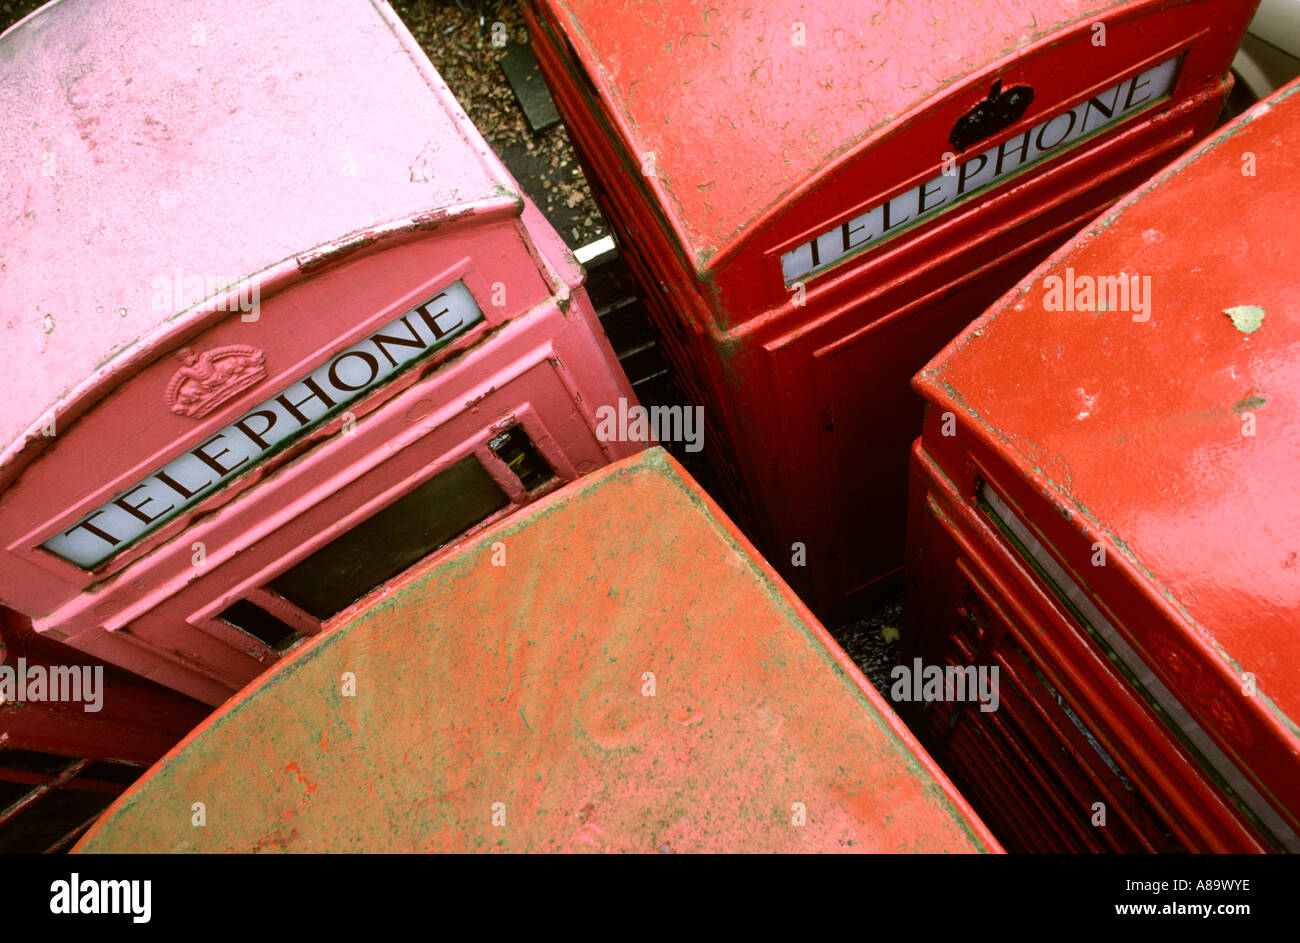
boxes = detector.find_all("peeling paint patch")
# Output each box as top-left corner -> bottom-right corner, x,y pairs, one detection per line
1223,305 -> 1265,334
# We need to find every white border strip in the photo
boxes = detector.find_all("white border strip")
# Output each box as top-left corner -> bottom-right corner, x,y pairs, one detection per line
574,235 -> 615,265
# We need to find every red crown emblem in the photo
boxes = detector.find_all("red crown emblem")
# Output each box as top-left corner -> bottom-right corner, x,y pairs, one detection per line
165,345 -> 267,419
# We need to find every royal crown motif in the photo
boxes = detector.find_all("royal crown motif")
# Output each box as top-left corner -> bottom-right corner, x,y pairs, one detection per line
165,345 -> 267,419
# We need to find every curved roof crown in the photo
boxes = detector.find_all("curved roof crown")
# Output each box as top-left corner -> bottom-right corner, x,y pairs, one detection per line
0,0 -> 515,456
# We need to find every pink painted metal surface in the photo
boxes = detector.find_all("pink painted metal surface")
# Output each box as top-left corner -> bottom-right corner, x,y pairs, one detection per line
0,0 -> 642,705
527,0 -> 1258,617
74,449 -> 1000,853
0,0 -> 507,469
908,80 -> 1300,851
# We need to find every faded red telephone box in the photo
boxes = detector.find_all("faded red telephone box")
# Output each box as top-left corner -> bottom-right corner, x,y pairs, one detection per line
905,80 -> 1300,852
0,0 -> 640,706
525,0 -> 1258,617
75,449 -> 1000,854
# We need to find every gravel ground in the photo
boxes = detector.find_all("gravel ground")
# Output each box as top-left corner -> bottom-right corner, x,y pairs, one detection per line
829,602 -> 905,697
1,0 -> 46,29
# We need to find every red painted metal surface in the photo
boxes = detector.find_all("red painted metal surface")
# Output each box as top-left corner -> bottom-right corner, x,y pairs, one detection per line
906,80 -> 1300,852
526,0 -> 1258,617
74,449 -> 1000,853
0,0 -> 642,706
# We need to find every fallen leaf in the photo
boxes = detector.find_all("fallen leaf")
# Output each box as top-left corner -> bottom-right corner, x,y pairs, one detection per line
1223,305 -> 1265,334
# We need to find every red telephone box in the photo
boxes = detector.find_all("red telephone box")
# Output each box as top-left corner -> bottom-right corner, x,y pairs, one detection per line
524,0 -> 1258,617
905,80 -> 1300,852
75,449 -> 1000,853
0,0 -> 641,706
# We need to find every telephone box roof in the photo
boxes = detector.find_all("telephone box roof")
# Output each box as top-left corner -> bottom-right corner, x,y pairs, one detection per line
0,0 -> 516,465
540,0 -> 1111,270
918,80 -> 1300,726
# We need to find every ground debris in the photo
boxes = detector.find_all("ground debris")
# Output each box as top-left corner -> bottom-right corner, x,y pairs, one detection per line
391,0 -> 605,249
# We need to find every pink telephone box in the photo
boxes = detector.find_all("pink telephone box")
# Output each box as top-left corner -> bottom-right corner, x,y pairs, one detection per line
0,0 -> 640,706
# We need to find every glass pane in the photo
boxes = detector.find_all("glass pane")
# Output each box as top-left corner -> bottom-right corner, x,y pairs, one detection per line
79,762 -> 144,786
269,455 -> 508,619
0,789 -> 114,854
0,749 -> 76,776
489,426 -> 555,492
0,780 -> 34,813
218,599 -> 303,651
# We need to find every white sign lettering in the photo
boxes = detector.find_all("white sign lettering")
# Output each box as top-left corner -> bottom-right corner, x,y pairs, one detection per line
44,281 -> 484,568
780,57 -> 1180,284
